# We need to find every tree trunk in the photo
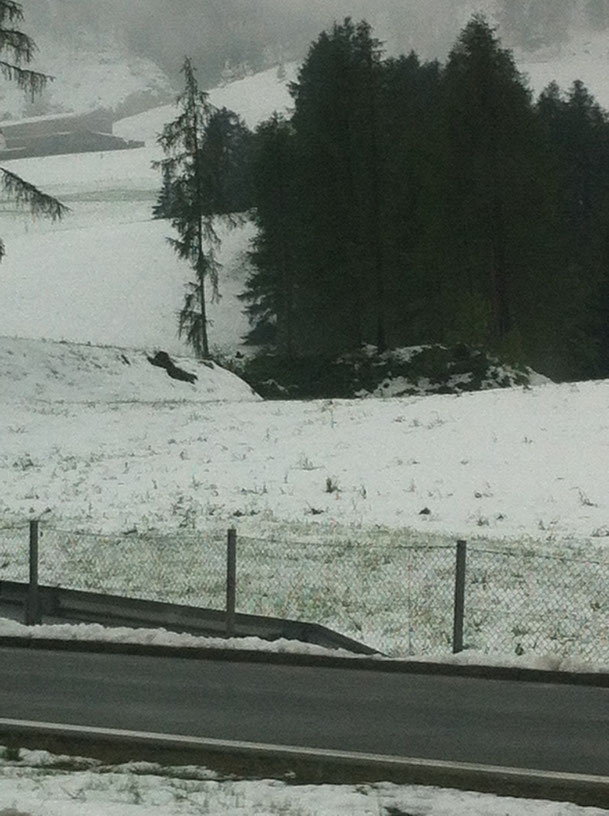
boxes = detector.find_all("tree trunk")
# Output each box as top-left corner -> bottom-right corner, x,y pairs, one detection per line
192,107 -> 210,359
491,196 -> 511,340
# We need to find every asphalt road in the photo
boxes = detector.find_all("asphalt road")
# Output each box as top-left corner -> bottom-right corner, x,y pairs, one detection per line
1,646 -> 608,776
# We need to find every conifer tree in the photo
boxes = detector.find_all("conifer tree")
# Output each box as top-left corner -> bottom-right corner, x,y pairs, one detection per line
537,79 -> 609,376
442,15 -> 541,345
0,0 -> 67,260
242,114 -> 299,354
289,18 -> 386,352
154,58 -> 250,358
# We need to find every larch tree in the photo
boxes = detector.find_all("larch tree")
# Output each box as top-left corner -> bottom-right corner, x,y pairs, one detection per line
0,0 -> 67,260
155,57 -> 250,358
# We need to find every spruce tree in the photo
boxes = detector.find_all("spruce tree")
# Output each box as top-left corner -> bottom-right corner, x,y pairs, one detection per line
442,15 -> 541,346
289,18 -> 386,353
241,113 -> 298,354
537,79 -> 609,376
378,52 -> 443,346
0,1 -> 67,260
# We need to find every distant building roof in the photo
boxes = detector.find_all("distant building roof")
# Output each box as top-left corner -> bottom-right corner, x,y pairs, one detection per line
0,109 -> 114,141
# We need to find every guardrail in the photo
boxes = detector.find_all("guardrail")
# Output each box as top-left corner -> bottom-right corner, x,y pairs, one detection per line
0,579 -> 378,655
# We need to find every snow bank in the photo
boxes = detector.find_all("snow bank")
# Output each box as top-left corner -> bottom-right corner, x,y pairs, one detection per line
1,616 -> 607,675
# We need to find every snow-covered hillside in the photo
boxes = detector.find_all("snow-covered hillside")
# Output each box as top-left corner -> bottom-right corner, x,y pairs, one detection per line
0,68 -> 295,356
0,336 -> 258,404
115,65 -> 296,144
0,31 -> 172,120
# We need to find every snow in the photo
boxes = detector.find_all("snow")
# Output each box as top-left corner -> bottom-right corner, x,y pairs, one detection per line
0,32 -> 172,120
2,367 -> 609,543
0,336 -> 258,405
1,351 -> 609,660
1,745 -> 608,816
115,65 -> 297,145
1,615 -> 607,675
0,68 -> 292,357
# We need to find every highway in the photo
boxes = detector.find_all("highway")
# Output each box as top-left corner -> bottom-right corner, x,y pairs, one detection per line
1,646 -> 608,777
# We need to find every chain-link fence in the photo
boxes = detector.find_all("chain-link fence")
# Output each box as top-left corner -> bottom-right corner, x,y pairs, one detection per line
465,548 -> 609,662
236,535 -> 455,656
1,523 -> 227,608
0,522 -> 29,583
1,521 -> 608,662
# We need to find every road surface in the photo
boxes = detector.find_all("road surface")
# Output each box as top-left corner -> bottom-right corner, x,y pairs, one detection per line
1,646 -> 607,776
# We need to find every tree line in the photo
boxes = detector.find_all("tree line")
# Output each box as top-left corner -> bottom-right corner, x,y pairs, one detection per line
157,16 -> 609,381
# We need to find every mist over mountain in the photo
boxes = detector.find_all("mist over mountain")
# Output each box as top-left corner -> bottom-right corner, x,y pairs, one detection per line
4,1 -> 609,118
22,0 -> 488,84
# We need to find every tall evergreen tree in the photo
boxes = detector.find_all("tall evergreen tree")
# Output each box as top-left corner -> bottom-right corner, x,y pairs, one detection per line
241,114 -> 299,354
289,18 -> 385,353
378,52 -> 442,345
0,1 -> 67,260
441,15 -> 543,347
537,79 -> 609,376
154,58 -> 250,358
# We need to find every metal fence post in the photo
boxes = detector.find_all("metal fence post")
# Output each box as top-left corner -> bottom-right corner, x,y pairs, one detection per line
26,519 -> 40,625
226,528 -> 237,637
452,539 -> 467,654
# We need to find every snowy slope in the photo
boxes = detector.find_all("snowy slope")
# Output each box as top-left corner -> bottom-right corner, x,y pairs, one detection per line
0,32 -> 172,120
115,65 -> 297,144
0,68 -> 293,357
0,336 -> 259,404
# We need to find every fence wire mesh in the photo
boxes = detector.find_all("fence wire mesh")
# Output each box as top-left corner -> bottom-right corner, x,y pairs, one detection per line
465,548 -> 609,661
237,535 -> 455,656
37,526 -> 227,608
0,523 -> 29,583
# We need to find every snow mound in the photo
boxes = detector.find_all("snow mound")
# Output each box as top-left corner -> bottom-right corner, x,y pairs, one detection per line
0,336 -> 260,404
242,344 -> 551,400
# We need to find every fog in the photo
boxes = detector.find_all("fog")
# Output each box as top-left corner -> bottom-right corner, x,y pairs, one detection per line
25,0 -> 494,85
22,1 -> 609,91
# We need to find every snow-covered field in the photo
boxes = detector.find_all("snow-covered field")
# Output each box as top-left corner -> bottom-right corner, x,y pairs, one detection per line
3,358 -> 609,543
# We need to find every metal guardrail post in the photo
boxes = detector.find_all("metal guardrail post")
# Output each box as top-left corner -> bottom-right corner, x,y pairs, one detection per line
226,528 -> 237,637
453,539 -> 467,654
26,519 -> 40,625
